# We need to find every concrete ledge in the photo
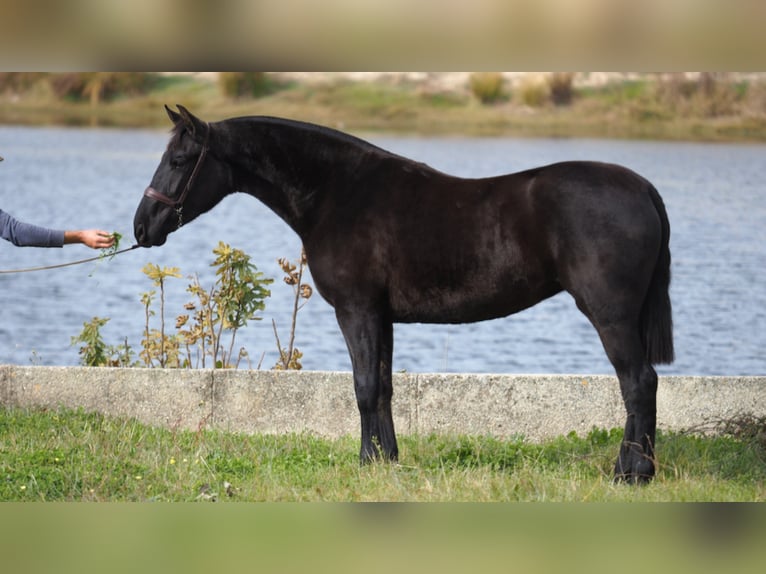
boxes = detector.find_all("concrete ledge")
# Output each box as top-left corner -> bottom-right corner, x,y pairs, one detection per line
1,366 -> 764,441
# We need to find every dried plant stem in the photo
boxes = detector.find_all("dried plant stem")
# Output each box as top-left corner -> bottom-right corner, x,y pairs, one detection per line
159,278 -> 166,368
272,319 -> 285,366
286,251 -> 304,367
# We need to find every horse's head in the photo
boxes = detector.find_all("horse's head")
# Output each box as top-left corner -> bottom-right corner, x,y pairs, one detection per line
134,105 -> 232,247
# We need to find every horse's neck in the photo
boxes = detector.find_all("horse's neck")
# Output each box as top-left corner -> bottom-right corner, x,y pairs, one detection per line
225,121 -> 369,237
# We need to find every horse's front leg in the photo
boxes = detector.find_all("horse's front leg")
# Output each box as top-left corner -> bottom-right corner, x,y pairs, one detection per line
377,319 -> 398,460
335,306 -> 398,463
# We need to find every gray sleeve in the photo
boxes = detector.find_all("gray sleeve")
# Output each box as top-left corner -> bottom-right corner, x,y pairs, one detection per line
0,209 -> 66,247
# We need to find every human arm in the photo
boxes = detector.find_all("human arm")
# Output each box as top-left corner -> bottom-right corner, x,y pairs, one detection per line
1,210 -> 114,249
0,209 -> 65,247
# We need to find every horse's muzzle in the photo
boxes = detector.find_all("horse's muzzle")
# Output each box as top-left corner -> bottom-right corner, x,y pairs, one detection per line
133,221 -> 165,247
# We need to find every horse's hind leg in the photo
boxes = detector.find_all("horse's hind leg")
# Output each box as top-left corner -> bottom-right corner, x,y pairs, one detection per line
595,322 -> 658,483
566,275 -> 658,482
335,306 -> 398,463
560,212 -> 661,482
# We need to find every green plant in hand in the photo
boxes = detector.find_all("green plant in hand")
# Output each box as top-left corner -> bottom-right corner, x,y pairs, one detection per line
89,231 -> 125,277
100,231 -> 123,260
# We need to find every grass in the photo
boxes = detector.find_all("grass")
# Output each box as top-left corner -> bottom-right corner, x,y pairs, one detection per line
3,74 -> 766,142
2,407 -> 765,501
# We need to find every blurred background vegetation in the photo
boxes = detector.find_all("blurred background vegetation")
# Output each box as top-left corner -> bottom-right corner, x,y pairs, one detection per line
1,72 -> 765,141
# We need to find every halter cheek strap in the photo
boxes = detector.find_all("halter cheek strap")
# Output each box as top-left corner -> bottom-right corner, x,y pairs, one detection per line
143,123 -> 211,228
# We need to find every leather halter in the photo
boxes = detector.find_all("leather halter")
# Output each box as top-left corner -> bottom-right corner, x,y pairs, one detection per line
143,123 -> 210,228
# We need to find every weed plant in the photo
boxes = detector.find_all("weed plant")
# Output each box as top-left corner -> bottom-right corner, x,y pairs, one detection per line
468,73 -> 507,104
72,242 -> 276,369
272,248 -> 313,370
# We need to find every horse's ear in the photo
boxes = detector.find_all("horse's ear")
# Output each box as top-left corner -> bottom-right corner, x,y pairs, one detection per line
176,104 -> 208,142
165,104 -> 182,125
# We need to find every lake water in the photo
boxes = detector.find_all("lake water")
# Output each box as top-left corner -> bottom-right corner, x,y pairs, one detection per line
1,125 -> 764,375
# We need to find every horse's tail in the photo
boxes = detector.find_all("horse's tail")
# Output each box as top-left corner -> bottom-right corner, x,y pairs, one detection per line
641,183 -> 675,365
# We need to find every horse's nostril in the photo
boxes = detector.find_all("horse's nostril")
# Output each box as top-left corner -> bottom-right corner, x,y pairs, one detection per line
135,222 -> 145,244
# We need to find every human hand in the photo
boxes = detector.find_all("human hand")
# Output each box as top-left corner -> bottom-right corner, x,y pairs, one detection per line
65,230 -> 116,249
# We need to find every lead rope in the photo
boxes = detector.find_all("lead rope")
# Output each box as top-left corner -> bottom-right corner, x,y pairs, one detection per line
0,244 -> 140,274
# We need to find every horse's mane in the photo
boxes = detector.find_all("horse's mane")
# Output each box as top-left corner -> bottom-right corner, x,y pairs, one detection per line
171,114 -> 431,171
229,115 -> 391,155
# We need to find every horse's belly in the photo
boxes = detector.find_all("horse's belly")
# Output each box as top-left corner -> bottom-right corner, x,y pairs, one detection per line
389,281 -> 561,324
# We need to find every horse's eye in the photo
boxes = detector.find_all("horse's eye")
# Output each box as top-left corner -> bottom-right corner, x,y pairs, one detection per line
171,153 -> 186,169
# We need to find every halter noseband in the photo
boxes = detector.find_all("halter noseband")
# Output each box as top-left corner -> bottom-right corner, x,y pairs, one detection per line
143,123 -> 211,229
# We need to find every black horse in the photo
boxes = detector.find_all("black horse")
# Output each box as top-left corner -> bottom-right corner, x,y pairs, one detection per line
134,105 -> 673,483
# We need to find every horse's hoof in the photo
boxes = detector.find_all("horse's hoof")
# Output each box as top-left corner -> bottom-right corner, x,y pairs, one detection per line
613,454 -> 655,484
